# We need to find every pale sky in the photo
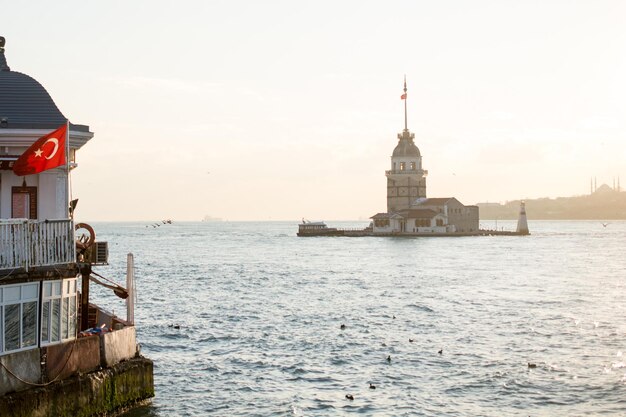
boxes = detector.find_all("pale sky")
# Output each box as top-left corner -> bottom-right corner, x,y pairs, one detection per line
4,0 -> 625,221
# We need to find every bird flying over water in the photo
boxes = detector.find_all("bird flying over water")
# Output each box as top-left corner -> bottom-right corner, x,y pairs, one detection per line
602,222 -> 609,228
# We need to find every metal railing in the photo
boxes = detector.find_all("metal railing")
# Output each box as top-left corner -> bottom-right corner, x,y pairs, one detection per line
0,219 -> 75,272
385,169 -> 428,176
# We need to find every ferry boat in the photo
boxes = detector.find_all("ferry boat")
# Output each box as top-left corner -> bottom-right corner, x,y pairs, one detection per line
0,37 -> 153,416
297,220 -> 343,236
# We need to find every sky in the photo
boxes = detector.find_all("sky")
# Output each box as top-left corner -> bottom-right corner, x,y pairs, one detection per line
3,0 -> 626,221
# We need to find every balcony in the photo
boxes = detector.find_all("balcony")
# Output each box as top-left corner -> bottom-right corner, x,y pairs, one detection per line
0,219 -> 76,272
385,169 -> 428,176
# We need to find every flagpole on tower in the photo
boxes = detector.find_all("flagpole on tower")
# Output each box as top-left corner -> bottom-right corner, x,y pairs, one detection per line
403,75 -> 408,131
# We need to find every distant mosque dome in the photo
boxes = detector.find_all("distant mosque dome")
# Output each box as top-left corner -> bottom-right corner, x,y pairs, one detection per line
0,37 -> 89,131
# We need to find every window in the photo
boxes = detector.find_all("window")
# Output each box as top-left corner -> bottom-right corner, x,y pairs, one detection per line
41,279 -> 77,346
400,162 -> 405,171
0,283 -> 39,355
374,219 -> 390,227
410,162 -> 416,170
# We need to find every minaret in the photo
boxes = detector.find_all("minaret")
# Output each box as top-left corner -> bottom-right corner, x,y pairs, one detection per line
386,77 -> 428,212
516,201 -> 529,235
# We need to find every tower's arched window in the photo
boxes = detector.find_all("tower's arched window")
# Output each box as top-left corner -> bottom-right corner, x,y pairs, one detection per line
400,162 -> 405,171
410,162 -> 416,170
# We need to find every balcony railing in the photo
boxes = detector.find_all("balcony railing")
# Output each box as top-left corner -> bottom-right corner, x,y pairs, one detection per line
385,169 -> 428,176
0,219 -> 75,272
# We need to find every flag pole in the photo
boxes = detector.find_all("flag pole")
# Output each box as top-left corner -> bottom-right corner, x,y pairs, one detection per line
66,119 -> 71,218
403,75 -> 408,131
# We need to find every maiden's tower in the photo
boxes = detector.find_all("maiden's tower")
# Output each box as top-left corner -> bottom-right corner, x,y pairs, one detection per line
370,78 -> 480,234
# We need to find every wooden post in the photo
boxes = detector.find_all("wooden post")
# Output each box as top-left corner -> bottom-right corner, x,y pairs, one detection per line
80,264 -> 91,331
126,253 -> 135,325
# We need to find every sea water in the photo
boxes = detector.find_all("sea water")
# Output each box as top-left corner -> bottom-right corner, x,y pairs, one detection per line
86,221 -> 626,416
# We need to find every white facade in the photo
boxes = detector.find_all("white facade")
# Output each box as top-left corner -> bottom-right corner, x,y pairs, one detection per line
0,128 -> 92,220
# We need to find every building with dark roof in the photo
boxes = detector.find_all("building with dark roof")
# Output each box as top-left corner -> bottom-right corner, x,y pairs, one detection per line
0,37 -> 153,416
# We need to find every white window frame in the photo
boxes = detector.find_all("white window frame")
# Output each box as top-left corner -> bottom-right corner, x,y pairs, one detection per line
40,278 -> 78,346
0,282 -> 40,355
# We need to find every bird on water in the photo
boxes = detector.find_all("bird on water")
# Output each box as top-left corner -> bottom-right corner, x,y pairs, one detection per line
387,355 -> 391,363
369,383 -> 376,389
345,394 -> 354,400
438,349 -> 443,355
340,324 -> 346,330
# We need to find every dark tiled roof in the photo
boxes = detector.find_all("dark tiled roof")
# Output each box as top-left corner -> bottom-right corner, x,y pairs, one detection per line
0,50 -> 89,132
370,213 -> 391,219
416,198 -> 454,205
396,209 -> 439,219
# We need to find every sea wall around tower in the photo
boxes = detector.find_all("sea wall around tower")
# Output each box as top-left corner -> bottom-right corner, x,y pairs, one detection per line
0,356 -> 154,417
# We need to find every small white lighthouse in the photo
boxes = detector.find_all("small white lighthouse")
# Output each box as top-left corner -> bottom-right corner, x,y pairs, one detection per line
516,201 -> 529,235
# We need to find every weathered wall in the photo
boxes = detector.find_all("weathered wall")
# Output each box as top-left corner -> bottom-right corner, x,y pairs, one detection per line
101,326 -> 136,368
0,348 -> 41,395
45,336 -> 101,381
0,356 -> 154,417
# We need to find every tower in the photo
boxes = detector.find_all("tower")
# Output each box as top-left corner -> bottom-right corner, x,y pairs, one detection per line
386,77 -> 428,212
516,201 -> 529,235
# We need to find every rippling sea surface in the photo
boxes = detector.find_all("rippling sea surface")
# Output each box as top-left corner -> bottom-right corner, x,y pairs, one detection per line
88,221 -> 626,416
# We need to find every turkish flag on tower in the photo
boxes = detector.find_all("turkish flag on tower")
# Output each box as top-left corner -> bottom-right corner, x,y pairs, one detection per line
13,124 -> 67,176
400,93 -> 407,100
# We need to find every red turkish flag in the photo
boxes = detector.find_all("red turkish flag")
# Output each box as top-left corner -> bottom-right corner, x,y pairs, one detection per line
401,93 -> 407,100
13,124 -> 67,176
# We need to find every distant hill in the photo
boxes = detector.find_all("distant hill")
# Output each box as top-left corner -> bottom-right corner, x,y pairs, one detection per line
477,185 -> 626,220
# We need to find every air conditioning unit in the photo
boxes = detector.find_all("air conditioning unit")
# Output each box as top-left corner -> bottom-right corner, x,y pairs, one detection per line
84,241 -> 109,265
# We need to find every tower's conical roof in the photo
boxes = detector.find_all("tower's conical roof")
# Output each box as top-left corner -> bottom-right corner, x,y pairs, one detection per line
392,129 -> 421,157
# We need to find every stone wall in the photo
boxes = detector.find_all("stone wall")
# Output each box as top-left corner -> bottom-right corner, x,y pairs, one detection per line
0,357 -> 154,417
101,326 -> 137,368
0,349 -> 41,396
45,335 -> 101,381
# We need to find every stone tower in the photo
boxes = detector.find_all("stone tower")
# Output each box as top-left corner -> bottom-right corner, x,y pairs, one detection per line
386,78 -> 428,212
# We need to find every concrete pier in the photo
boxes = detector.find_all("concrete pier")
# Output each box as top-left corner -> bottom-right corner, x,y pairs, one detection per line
0,357 -> 154,417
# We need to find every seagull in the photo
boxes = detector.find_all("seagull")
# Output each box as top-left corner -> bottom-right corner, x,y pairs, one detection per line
602,222 -> 609,228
